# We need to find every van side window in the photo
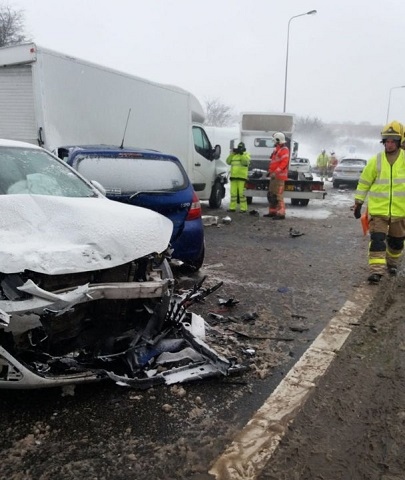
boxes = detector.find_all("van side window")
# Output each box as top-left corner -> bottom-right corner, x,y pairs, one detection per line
193,126 -> 211,159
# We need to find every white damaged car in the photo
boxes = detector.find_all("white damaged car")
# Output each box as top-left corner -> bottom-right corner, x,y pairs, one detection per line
0,140 -> 240,389
0,140 -> 177,388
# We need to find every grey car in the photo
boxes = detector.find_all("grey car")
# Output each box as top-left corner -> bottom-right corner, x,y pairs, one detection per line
332,156 -> 368,188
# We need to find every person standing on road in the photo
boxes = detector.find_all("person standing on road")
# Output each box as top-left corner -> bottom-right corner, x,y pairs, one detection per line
226,141 -> 251,213
264,132 -> 289,220
328,151 -> 338,176
353,121 -> 405,284
317,149 -> 329,180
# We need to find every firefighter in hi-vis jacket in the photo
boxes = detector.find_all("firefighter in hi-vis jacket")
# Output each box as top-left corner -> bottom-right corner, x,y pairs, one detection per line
353,120 -> 405,284
264,132 -> 290,220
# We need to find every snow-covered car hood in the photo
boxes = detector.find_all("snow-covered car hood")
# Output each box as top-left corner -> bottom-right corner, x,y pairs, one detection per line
0,195 -> 173,275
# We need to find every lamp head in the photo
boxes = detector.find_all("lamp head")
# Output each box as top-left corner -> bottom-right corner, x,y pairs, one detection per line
307,10 -> 317,15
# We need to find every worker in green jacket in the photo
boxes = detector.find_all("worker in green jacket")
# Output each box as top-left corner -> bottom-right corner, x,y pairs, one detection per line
226,142 -> 251,212
316,149 -> 329,180
353,120 -> 405,284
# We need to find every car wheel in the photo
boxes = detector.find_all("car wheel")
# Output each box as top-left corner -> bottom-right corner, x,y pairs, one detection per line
333,181 -> 339,188
291,198 -> 300,206
299,199 -> 309,206
246,196 -> 252,205
209,182 -> 224,209
181,244 -> 205,272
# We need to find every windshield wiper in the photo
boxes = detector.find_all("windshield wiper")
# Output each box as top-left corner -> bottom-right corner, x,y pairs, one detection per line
129,190 -> 173,200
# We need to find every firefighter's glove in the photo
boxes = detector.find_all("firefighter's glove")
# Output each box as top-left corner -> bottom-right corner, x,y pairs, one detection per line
353,202 -> 362,219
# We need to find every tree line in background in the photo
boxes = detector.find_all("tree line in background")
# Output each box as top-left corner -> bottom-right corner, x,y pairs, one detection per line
0,3 -> 28,47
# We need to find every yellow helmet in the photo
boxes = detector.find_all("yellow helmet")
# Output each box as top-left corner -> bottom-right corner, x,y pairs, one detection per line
381,121 -> 404,141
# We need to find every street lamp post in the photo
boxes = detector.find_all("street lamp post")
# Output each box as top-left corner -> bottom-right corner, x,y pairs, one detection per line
386,85 -> 405,123
283,10 -> 317,113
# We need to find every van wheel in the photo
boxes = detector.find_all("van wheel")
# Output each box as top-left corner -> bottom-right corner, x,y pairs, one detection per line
246,196 -> 252,205
291,198 -> 300,206
209,182 -> 224,209
300,199 -> 309,206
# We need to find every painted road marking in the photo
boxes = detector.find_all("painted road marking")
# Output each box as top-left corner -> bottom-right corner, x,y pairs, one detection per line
209,284 -> 376,480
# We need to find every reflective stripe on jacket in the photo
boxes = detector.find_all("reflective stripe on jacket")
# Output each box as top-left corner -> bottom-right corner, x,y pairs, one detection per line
355,150 -> 405,218
226,152 -> 251,180
269,145 -> 289,180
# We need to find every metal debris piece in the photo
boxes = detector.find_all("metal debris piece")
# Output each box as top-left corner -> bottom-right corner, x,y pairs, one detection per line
242,348 -> 256,356
222,216 -> 232,224
289,227 -> 304,238
209,312 -> 226,321
0,309 -> 10,326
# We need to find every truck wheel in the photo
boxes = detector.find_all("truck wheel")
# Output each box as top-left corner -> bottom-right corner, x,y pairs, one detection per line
246,196 -> 252,205
209,182 -> 224,209
291,198 -> 300,206
299,199 -> 309,206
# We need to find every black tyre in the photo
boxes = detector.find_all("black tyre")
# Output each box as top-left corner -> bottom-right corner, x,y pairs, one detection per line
299,199 -> 309,206
209,182 -> 224,209
181,244 -> 205,272
333,181 -> 339,188
246,196 -> 252,205
291,198 -> 300,206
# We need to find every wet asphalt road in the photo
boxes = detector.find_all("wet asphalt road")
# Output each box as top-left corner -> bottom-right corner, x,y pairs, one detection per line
0,183 -> 368,480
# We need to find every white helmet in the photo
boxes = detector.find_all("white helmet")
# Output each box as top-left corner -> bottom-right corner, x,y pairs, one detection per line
273,132 -> 286,144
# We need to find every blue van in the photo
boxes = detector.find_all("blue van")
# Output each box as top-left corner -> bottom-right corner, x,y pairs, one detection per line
60,146 -> 205,270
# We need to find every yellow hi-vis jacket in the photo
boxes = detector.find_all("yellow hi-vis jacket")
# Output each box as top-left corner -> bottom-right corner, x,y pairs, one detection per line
355,149 -> 405,218
226,152 -> 251,180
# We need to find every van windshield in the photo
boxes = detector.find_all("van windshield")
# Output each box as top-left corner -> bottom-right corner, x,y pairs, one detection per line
74,154 -> 188,194
254,138 -> 275,148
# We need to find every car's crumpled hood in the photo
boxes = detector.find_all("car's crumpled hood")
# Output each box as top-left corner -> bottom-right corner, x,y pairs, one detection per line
0,195 -> 173,275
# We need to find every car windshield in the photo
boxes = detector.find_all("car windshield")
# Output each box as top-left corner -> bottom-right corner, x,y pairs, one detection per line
340,159 -> 367,166
0,147 -> 96,197
74,154 -> 188,194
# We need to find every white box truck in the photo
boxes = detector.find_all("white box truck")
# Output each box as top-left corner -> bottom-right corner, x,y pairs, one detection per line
0,43 -> 228,207
235,112 -> 326,206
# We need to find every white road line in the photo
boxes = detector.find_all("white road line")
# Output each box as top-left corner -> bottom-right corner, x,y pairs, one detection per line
209,284 -> 376,480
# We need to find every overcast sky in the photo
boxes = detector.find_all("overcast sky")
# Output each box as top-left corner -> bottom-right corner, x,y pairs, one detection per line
10,0 -> 405,126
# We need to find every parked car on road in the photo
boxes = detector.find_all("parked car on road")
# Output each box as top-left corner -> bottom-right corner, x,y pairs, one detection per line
58,146 -> 205,271
332,156 -> 368,188
0,139 -> 177,388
